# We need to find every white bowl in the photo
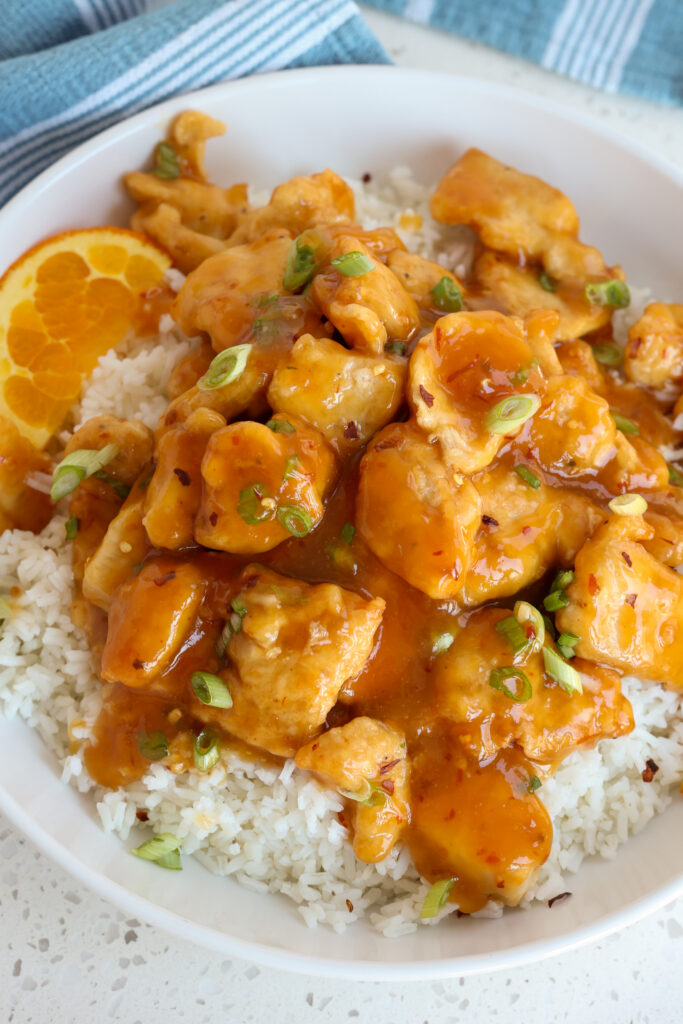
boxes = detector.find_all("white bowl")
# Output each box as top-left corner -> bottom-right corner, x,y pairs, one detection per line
1,67 -> 682,980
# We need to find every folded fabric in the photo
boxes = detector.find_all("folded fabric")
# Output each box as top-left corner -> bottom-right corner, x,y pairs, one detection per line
364,0 -> 682,107
0,0 -> 388,206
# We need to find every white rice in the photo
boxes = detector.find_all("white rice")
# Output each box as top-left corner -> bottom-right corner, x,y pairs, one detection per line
1,172 -> 682,936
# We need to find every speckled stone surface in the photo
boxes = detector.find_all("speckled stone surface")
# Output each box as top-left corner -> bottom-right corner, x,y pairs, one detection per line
3,11 -> 683,1022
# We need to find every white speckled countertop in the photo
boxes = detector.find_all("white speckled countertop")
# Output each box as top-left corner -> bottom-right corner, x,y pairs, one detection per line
3,9 -> 683,1022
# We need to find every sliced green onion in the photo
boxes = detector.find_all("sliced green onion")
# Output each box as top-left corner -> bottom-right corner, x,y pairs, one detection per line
610,411 -> 639,436
668,463 -> 683,486
513,601 -> 545,653
585,280 -> 630,308
153,142 -> 180,180
592,343 -> 622,367
94,469 -> 131,500
550,569 -> 574,593
489,666 -> 532,703
137,731 -> 168,761
283,455 -> 299,482
197,344 -> 251,391
339,779 -> 373,803
266,418 -> 296,435
515,465 -> 541,489
495,615 -> 529,656
283,238 -> 317,292
194,728 -> 220,772
340,522 -> 356,546
420,879 -> 455,919
432,632 -> 455,655
131,832 -> 182,870
608,492 -> 648,516
50,444 -> 119,501
231,597 -> 247,618
543,614 -> 556,640
237,483 -> 275,525
277,504 -> 313,537
257,293 -> 279,308
538,271 -> 557,292
216,599 -> 248,658
485,394 -> 541,435
543,646 -> 583,695
330,251 -> 375,277
0,598 -> 11,622
431,276 -> 464,312
64,515 -> 79,540
557,632 -> 580,659
512,357 -> 540,386
543,589 -> 569,612
191,672 -> 233,709
528,775 -> 542,793
386,341 -> 406,356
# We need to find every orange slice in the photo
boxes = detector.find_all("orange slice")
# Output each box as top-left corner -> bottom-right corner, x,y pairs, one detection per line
0,227 -> 172,448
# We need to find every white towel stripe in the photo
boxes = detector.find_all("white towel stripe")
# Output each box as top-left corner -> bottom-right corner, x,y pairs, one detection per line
541,0 -> 583,70
581,0 -> 639,86
553,0 -> 599,76
602,0 -> 655,90
403,0 -> 438,21
71,0 -> 103,33
566,0 -> 613,80
577,0 -> 625,83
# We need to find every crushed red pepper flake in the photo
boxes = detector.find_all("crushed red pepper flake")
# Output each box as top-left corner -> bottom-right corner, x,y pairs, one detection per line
621,550 -> 632,567
361,172 -> 372,183
482,514 -> 499,527
135,809 -> 149,822
374,437 -> 400,450
380,758 -> 400,775
209,512 -> 218,526
153,571 -> 176,587
625,593 -> 637,607
173,467 -> 191,486
344,421 -> 359,440
642,758 -> 659,782
419,385 -> 434,407
588,573 -> 600,595
548,891 -> 572,908
381,779 -> 395,795
346,898 -> 354,912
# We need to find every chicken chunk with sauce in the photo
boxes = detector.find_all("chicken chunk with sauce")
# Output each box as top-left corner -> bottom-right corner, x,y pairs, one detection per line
268,334 -> 407,457
357,422 -> 482,600
227,169 -> 354,245
82,476 -> 151,611
66,415 -> 154,487
200,566 -> 384,756
408,310 -> 546,475
624,303 -> 683,394
0,415 -> 52,533
556,514 -> 683,688
295,717 -> 409,862
195,414 -> 336,554
312,236 -> 420,354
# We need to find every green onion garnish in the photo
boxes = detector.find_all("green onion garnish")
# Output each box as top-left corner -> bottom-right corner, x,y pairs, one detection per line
420,879 -> 455,919
486,394 -> 541,435
543,589 -> 569,612
513,601 -> 545,653
592,343 -> 622,367
330,251 -> 375,277
386,341 -> 406,356
515,465 -> 541,489
512,357 -> 540,386
431,276 -> 464,312
0,598 -> 11,622
283,455 -> 299,482
543,614 -> 556,640
585,280 -> 630,308
131,832 -> 182,870
543,645 -> 583,695
610,411 -> 639,436
153,142 -> 180,180
608,492 -> 648,516
94,469 -> 130,500
191,672 -> 233,709
257,293 -> 279,308
283,238 -> 317,292
550,569 -> 574,593
197,344 -> 251,392
266,418 -> 296,435
538,272 -> 557,292
339,779 -> 373,803
50,444 -> 119,501
194,728 -> 220,773
216,599 -> 248,658
489,666 -> 532,703
276,504 -> 313,537
528,775 -> 542,793
668,464 -> 683,486
64,515 -> 79,540
432,632 -> 455,655
495,615 -> 529,656
340,522 -> 355,546
237,483 -> 275,525
557,632 -> 580,659
137,731 -> 169,761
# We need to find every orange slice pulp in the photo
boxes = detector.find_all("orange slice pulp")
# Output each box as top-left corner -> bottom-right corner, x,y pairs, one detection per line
0,227 -> 172,448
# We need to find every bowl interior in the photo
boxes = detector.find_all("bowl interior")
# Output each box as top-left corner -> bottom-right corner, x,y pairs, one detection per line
1,67 -> 682,979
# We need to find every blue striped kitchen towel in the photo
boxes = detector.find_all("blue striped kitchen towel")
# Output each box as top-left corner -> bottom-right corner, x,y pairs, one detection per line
0,0 -> 388,206
365,0 -> 682,106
